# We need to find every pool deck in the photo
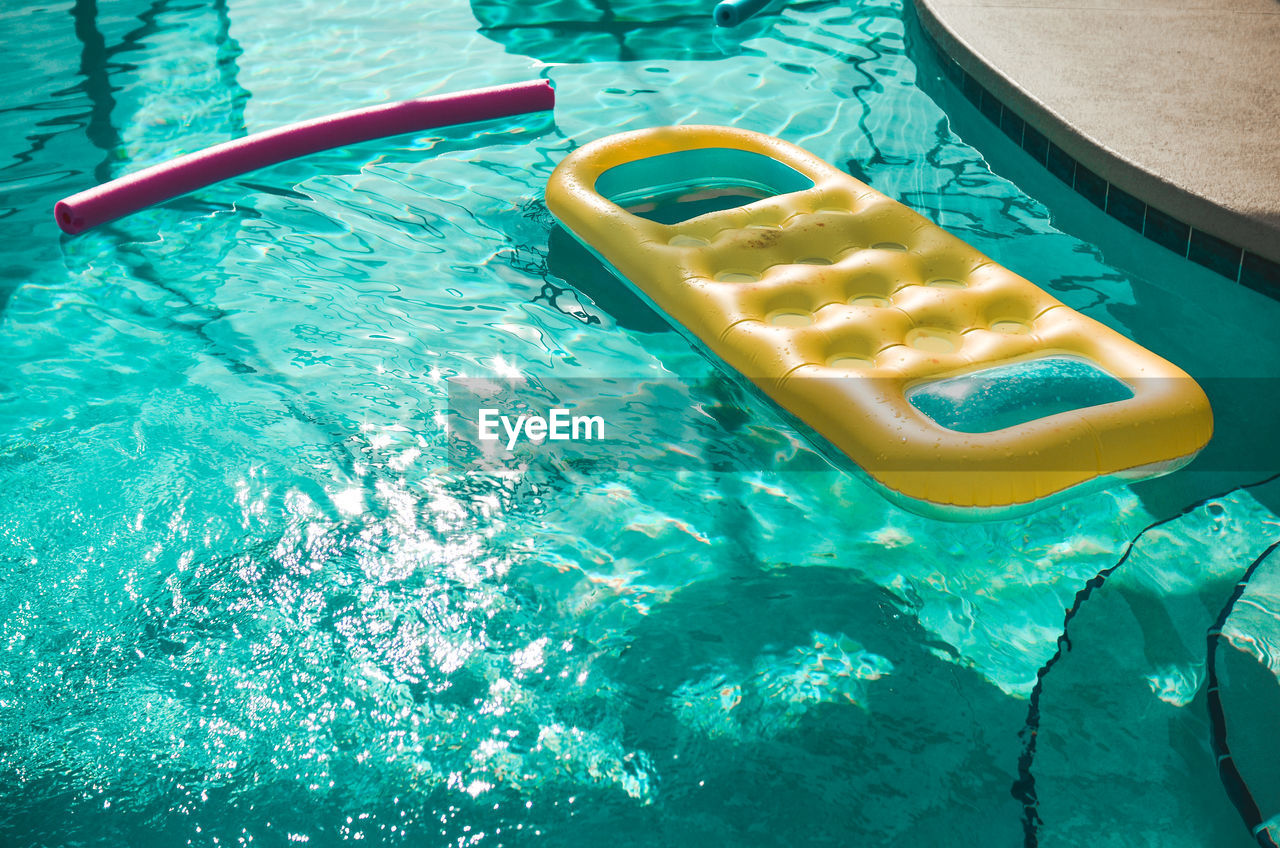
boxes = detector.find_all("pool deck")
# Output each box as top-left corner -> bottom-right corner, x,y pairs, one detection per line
913,0 -> 1280,276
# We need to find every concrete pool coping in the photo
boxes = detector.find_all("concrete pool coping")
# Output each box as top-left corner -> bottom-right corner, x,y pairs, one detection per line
911,0 -> 1280,294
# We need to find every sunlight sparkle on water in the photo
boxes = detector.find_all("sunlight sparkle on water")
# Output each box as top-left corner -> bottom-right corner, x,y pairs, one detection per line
331,487 -> 366,516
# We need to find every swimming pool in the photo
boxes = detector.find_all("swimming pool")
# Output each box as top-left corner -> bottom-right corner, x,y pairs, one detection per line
3,0 -> 1280,844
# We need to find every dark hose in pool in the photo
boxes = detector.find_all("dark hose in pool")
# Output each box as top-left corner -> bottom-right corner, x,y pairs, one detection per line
714,0 -> 775,27
54,79 -> 556,235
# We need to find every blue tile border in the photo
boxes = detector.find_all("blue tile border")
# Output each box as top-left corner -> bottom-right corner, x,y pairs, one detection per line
917,24 -> 1280,295
1073,163 -> 1107,210
1242,252 -> 1280,299
1045,142 -> 1075,186
1144,206 -> 1190,256
1189,228 -> 1243,279
1021,125 -> 1048,166
1105,185 -> 1145,233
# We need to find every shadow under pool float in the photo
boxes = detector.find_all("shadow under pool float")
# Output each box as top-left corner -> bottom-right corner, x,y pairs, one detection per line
546,125 -> 1214,518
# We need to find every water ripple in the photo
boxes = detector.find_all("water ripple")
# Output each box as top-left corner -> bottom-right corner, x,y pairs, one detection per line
3,0 -> 1280,844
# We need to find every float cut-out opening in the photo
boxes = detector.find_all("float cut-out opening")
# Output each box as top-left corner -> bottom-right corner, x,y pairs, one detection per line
595,148 -> 815,224
907,356 -> 1134,433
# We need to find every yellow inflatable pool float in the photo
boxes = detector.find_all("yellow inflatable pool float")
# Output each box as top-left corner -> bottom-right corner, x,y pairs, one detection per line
545,125 -> 1213,518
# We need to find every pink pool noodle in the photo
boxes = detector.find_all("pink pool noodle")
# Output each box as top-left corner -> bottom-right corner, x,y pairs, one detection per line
55,79 -> 556,235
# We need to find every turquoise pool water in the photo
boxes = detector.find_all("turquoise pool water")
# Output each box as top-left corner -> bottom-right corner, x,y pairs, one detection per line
3,0 -> 1280,844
